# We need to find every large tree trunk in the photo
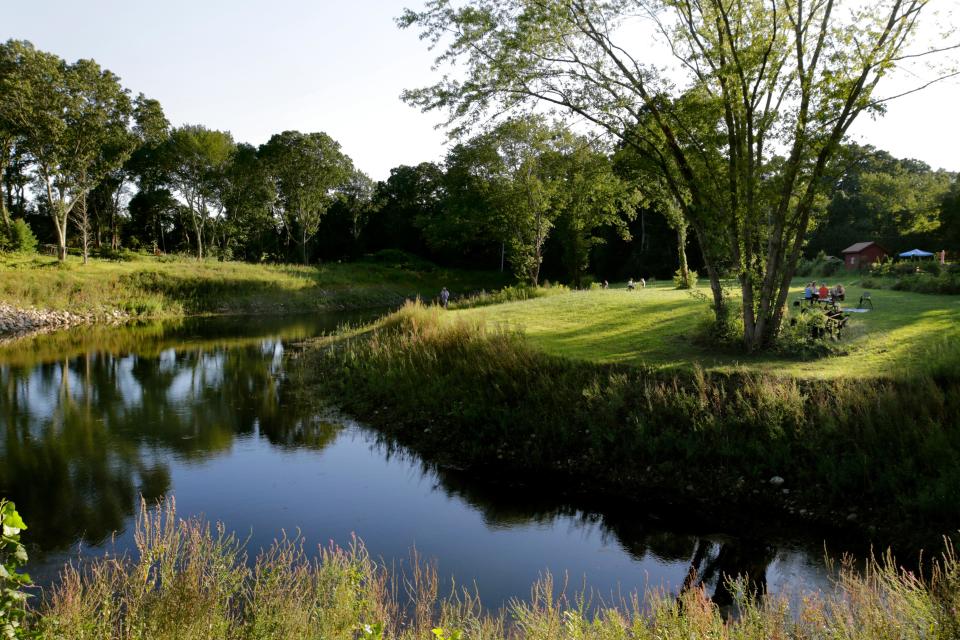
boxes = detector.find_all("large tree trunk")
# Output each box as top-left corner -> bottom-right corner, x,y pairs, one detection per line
191,215 -> 204,260
0,141 -> 10,234
75,192 -> 90,265
0,195 -> 9,235
110,179 -> 123,251
52,212 -> 68,261
690,223 -> 726,322
676,226 -> 690,288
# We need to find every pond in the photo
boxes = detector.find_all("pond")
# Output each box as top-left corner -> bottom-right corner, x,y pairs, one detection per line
1,313 -> 843,609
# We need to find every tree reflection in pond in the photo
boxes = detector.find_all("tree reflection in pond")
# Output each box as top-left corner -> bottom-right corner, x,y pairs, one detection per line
367,438 -> 799,602
0,314 -> 363,555
2,313 -> 834,606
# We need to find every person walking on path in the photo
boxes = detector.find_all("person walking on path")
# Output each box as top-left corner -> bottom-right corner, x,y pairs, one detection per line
439,287 -> 450,308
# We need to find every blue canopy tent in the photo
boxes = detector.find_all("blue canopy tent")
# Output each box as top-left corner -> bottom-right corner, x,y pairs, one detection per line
899,249 -> 934,258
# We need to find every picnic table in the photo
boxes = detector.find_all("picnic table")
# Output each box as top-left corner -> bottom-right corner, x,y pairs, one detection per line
795,295 -> 840,310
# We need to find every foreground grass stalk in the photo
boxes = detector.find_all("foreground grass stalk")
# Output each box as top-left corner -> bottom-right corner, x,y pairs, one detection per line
27,498 -> 960,638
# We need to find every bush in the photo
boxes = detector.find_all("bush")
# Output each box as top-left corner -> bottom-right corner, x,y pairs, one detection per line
0,499 -> 32,639
862,269 -> 960,295
364,249 -> 436,272
1,219 -> 38,254
673,267 -> 698,289
449,283 -> 569,309
93,246 -> 139,261
775,307 -> 845,359
796,250 -> 842,277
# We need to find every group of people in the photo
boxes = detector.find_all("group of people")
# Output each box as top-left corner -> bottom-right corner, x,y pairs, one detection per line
803,282 -> 845,303
625,278 -> 646,291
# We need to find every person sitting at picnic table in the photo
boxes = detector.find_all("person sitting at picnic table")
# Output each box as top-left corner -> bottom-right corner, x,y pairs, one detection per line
830,283 -> 845,301
818,283 -> 829,300
804,282 -> 814,301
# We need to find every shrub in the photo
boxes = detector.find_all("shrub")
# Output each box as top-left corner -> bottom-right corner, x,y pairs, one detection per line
673,267 -> 698,289
796,250 -> 842,277
93,246 -> 139,261
364,249 -> 437,272
923,260 -> 943,276
862,271 -> 960,295
35,497 -> 960,640
774,307 -> 845,359
1,219 -> 38,255
449,283 -> 569,309
0,499 -> 32,639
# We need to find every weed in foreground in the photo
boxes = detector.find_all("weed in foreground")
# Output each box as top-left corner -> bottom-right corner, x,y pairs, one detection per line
28,498 -> 960,639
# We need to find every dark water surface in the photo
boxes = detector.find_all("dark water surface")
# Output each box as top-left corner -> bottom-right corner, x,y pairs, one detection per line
1,314 -> 838,608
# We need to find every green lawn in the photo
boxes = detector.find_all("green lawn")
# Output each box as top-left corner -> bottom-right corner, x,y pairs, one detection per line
455,279 -> 960,378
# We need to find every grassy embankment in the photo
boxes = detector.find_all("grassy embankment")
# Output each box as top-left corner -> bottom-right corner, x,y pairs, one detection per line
291,280 -> 960,539
451,279 -> 960,378
0,253 -> 508,320
24,499 -> 960,639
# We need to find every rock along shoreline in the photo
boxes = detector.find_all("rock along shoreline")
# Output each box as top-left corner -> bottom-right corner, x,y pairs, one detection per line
0,303 -> 129,343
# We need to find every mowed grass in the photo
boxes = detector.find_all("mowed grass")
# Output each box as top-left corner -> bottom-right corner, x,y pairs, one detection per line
454,279 -> 960,378
0,253 -> 508,317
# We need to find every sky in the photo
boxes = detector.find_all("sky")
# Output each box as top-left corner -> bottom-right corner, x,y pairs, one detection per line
3,0 -> 959,180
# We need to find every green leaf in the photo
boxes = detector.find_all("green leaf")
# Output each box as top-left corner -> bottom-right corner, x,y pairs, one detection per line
0,508 -> 26,531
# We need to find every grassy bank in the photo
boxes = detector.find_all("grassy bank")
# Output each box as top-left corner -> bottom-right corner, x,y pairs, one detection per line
22,499 -> 960,639
452,280 -> 960,378
292,303 -> 960,540
0,253 -> 508,320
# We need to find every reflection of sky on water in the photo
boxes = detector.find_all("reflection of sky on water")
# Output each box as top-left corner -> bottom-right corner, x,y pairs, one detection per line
2,314 -> 841,609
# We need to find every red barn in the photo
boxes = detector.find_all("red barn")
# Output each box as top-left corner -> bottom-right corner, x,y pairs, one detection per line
841,242 -> 888,271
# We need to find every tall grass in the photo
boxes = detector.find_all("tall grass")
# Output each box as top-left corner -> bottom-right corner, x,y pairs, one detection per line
295,301 -> 960,530
449,284 -> 570,310
0,254 -> 509,319
31,498 -> 960,638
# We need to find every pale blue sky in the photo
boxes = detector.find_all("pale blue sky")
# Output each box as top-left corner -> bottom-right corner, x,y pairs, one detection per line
3,0 -> 959,179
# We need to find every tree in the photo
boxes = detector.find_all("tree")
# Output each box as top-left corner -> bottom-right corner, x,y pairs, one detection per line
126,187 -> 177,252
258,131 -> 353,264
220,143 -> 275,261
455,117 -> 567,285
164,125 -> 234,259
338,169 -> 376,244
940,177 -> 960,250
553,136 -> 638,287
369,162 -> 446,257
806,145 -> 953,255
0,41 -> 18,235
92,94 -> 169,251
0,40 -> 135,261
614,142 -> 694,287
401,0 -> 954,349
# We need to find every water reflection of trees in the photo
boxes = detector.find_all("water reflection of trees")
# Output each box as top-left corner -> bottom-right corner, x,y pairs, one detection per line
370,436 -> 780,602
0,321 -> 345,555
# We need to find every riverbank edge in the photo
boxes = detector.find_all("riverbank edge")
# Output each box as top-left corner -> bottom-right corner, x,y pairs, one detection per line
0,292 -> 405,341
0,256 -> 511,339
288,302 -> 960,550
0,302 -> 132,342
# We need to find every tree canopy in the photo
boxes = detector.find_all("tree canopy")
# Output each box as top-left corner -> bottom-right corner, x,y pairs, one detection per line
259,131 -> 354,264
0,40 -> 135,260
400,0 -> 953,348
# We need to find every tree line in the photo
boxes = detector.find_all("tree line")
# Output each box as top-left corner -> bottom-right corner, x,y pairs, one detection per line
2,22 -> 959,303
